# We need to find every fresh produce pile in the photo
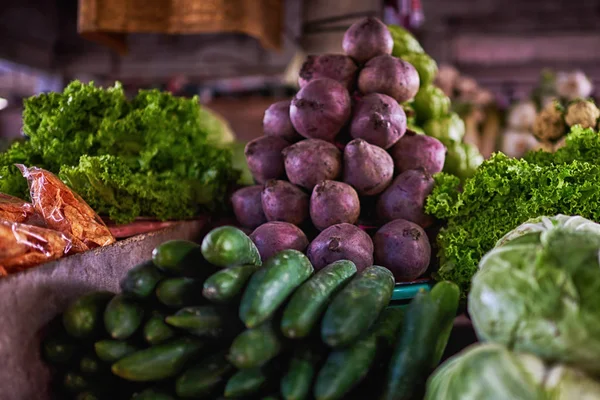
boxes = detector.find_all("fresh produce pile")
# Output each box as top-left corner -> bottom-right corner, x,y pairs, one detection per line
426,125 -> 600,296
425,215 -> 600,399
234,17 -> 447,282
42,226 -> 459,399
0,81 -> 240,224
388,25 -> 484,182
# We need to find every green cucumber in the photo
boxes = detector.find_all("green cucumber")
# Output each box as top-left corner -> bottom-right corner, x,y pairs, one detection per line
281,346 -> 322,400
224,367 -> 268,398
111,337 -> 205,382
79,353 -> 102,375
63,292 -> 114,339
95,340 -> 139,363
381,281 -> 460,400
132,388 -> 176,399
281,260 -> 356,339
143,314 -> 176,346
42,333 -> 77,365
132,388 -> 176,400
121,261 -> 164,299
238,268 -> 268,323
201,226 -> 262,267
175,350 -> 234,398
155,277 -> 204,308
152,240 -> 202,275
228,322 -> 282,369
321,266 -> 394,347
63,370 -> 91,393
203,264 -> 259,303
165,305 -> 241,338
104,294 -> 144,340
240,250 -> 313,328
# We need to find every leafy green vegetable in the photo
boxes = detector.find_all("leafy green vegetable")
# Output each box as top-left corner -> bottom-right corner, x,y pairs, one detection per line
426,126 -> 600,296
426,343 -> 600,400
0,81 -> 239,223
413,85 -> 450,124
388,25 -> 424,56
469,218 -> 600,374
401,53 -> 438,87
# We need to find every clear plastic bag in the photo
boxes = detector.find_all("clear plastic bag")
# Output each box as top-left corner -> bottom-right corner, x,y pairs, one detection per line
17,165 -> 116,253
0,220 -> 72,276
0,193 -> 44,225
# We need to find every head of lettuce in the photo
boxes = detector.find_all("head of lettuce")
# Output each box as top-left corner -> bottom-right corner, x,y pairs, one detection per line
468,215 -> 600,375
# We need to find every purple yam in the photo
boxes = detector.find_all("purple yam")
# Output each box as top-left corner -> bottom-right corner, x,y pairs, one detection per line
350,93 -> 407,149
263,100 -> 303,142
376,169 -> 435,228
261,180 -> 309,226
283,139 -> 342,190
389,131 -> 446,174
358,54 -> 420,103
310,181 -> 360,231
373,219 -> 431,281
244,136 -> 290,184
299,54 -> 358,91
342,17 -> 394,64
307,223 -> 374,272
231,185 -> 267,229
250,221 -> 309,261
343,139 -> 394,196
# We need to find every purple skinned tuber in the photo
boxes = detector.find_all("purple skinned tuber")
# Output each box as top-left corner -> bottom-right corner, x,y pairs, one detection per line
373,219 -> 431,281
263,100 -> 303,142
261,180 -> 309,226
283,139 -> 342,190
250,221 -> 309,261
310,180 -> 360,231
244,136 -> 290,184
342,17 -> 393,64
307,223 -> 374,272
376,169 -> 435,228
290,78 -> 352,142
358,55 -> 420,103
343,139 -> 394,196
349,93 -> 407,149
231,185 -> 267,229
299,54 -> 358,91
389,131 -> 446,174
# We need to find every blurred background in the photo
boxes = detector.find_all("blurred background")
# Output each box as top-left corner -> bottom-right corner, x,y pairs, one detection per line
1,0 -> 600,153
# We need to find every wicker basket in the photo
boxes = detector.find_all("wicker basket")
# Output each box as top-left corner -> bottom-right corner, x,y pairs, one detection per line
78,0 -> 283,54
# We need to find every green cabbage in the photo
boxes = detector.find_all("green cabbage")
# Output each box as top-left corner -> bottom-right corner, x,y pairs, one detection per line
443,141 -> 483,182
388,25 -> 424,56
469,216 -> 600,375
413,85 -> 450,124
426,343 -> 600,400
401,53 -> 438,87
423,112 -> 465,145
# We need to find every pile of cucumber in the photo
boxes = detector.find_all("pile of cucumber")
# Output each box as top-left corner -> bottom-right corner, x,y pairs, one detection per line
42,226 -> 459,400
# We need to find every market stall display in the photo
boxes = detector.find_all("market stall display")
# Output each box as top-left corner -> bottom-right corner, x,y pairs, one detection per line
41,226 -> 459,399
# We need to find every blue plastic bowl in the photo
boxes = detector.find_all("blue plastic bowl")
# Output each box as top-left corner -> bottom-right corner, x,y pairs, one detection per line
389,279 -> 434,308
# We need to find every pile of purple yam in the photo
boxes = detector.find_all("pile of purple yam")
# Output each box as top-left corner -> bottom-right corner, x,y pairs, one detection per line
232,17 -> 446,282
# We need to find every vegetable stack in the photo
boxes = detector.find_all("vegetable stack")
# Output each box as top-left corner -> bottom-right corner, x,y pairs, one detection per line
234,16 -> 445,283
42,226 -> 459,399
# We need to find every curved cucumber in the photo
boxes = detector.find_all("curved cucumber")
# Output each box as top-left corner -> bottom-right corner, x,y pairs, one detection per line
201,226 -> 262,267
152,240 -> 202,275
228,322 -> 282,369
175,350 -> 234,398
95,340 -> 139,363
165,305 -> 236,338
104,294 -> 144,340
281,346 -> 321,400
381,281 -> 459,400
321,266 -> 394,347
240,250 -> 313,328
143,314 -> 176,346
63,292 -> 114,339
281,260 -> 356,339
112,337 -> 205,382
120,261 -> 164,299
155,277 -> 204,308
224,367 -> 268,398
239,268 -> 268,324
203,264 -> 259,303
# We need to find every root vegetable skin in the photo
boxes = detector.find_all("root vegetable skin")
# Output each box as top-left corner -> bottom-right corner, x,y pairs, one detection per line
389,131 -> 446,174
376,169 -> 435,228
261,180 -> 309,226
373,219 -> 431,281
283,139 -> 342,190
342,17 -> 394,64
349,93 -> 407,149
231,185 -> 267,229
307,223 -> 374,272
343,139 -> 394,196
299,54 -> 358,91
358,55 -> 420,103
310,181 -> 360,231
263,100 -> 303,142
250,221 -> 309,261
290,78 -> 352,142
244,136 -> 289,184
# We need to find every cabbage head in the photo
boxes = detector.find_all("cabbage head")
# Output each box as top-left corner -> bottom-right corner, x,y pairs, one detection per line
413,85 -> 450,124
469,215 -> 600,375
423,112 -> 465,145
388,25 -> 424,56
402,52 -> 438,87
426,343 -> 600,400
443,141 -> 483,182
